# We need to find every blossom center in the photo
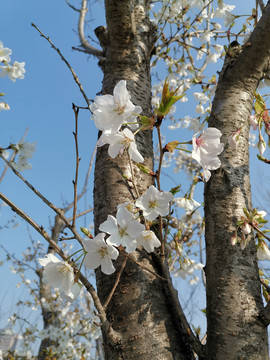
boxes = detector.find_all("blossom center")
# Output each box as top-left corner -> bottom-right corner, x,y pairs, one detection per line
56,263 -> 71,278
118,226 -> 128,238
149,200 -> 158,209
114,101 -> 126,115
195,136 -> 204,147
98,246 -> 109,259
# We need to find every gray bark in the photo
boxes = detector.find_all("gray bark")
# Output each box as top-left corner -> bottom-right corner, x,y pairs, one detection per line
94,1 -> 195,359
204,4 -> 270,359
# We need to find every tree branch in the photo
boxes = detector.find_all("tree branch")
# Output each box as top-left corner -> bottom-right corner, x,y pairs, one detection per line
31,23 -> 91,108
77,0 -> 105,60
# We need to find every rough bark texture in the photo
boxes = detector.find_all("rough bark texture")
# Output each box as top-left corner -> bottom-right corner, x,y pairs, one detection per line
204,4 -> 270,359
37,214 -> 65,360
94,1 -> 194,359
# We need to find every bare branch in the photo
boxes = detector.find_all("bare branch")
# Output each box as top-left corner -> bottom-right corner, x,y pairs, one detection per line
72,104 -> 80,227
31,23 -> 91,108
65,0 -> 80,12
78,0 -> 105,60
64,144 -> 96,212
0,155 -> 84,246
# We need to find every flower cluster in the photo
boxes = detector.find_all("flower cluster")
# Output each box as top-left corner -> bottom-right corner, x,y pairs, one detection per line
192,127 -> 224,181
0,41 -> 25,82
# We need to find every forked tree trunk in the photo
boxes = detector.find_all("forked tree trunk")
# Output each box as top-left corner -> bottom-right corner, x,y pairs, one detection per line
93,1 -> 194,359
204,4 -> 270,359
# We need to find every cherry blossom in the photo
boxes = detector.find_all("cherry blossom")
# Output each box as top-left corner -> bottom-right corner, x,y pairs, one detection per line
83,233 -> 119,275
0,41 -> 12,63
257,240 -> 270,261
228,128 -> 241,149
90,80 -> 142,134
99,207 -> 145,253
0,61 -> 25,82
192,127 -> 224,182
135,185 -> 174,221
249,115 -> 258,130
174,197 -> 201,214
0,102 -> 10,111
38,254 -> 75,297
12,141 -> 36,171
97,128 -> 144,162
136,230 -> 161,253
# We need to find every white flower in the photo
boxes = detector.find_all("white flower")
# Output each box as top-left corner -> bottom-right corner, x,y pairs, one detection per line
99,207 -> 145,253
174,259 -> 204,279
83,233 -> 119,275
38,254 -> 75,296
174,197 -> 201,213
0,41 -> 12,63
241,222 -> 251,235
193,92 -> 209,104
12,141 -> 36,171
192,127 -> 224,182
205,52 -> 220,64
258,137 -> 266,156
200,30 -> 214,43
257,210 -> 267,218
228,128 -> 241,149
0,61 -> 25,82
257,241 -> 270,261
90,80 -> 142,134
0,102 -> 10,111
136,185 -> 174,221
223,10 -> 235,27
136,230 -> 161,253
61,282 -> 82,302
97,128 -> 144,163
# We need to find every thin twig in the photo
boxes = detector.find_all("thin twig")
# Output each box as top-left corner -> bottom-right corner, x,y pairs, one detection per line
121,251 -> 167,281
78,0 -> 105,60
104,256 -> 128,309
0,155 -> 84,246
31,23 -> 91,108
67,207 -> 93,222
72,104 -> 80,227
127,152 -> 140,198
64,145 -> 96,212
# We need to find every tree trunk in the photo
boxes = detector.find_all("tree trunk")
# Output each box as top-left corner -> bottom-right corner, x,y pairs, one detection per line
204,5 -> 270,359
93,1 -> 195,359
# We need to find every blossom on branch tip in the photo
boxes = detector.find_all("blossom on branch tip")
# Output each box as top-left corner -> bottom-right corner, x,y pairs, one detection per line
192,127 -> 224,182
97,128 -> 144,163
90,80 -> 142,134
135,185 -> 174,221
38,254 -> 75,297
83,233 -> 119,275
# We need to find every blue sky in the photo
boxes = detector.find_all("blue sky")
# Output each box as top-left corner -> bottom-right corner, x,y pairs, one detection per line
0,0 -> 269,345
